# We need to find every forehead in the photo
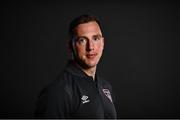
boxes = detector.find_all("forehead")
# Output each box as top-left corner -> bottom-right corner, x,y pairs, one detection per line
75,21 -> 102,36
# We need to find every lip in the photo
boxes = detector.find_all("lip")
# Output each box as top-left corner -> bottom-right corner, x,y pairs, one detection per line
86,53 -> 97,59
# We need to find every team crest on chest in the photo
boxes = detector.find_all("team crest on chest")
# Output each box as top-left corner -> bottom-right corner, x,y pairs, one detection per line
102,89 -> 112,102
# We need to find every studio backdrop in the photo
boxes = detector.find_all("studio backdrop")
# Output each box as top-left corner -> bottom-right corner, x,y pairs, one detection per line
1,1 -> 180,118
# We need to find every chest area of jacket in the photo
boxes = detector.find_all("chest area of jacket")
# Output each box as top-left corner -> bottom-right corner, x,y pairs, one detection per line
71,77 -> 114,117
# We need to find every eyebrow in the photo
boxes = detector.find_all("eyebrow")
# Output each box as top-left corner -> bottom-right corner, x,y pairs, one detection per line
92,34 -> 103,38
77,34 -> 103,39
76,36 -> 88,40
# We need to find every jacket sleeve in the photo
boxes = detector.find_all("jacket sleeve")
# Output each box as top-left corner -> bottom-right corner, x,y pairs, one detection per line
34,84 -> 73,118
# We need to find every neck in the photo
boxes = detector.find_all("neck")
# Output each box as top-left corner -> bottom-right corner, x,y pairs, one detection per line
75,62 -> 96,80
82,66 -> 96,80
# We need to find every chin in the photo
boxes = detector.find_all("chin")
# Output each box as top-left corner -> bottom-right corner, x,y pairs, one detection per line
85,61 -> 98,68
87,64 -> 96,68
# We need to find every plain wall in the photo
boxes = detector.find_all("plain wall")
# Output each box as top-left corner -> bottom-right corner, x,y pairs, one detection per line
1,1 -> 180,118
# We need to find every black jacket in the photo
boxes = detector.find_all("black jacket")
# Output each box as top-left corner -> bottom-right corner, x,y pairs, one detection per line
35,60 -> 117,119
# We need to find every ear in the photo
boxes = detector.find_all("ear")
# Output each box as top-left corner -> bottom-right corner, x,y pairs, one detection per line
67,40 -> 77,60
102,37 -> 105,50
67,40 -> 72,53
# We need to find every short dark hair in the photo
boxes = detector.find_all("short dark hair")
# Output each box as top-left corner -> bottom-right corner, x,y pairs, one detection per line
68,14 -> 101,40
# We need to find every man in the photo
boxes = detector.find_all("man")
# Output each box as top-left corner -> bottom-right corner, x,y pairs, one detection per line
35,14 -> 117,118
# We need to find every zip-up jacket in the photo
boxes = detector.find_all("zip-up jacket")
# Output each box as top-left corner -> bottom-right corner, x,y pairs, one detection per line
35,60 -> 117,119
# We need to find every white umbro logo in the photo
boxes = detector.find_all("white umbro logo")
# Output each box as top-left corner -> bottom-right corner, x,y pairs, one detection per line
81,95 -> 90,104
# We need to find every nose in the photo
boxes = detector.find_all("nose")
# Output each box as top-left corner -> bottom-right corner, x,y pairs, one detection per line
86,40 -> 94,51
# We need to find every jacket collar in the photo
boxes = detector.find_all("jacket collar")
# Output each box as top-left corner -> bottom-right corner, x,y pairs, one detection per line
65,60 -> 95,79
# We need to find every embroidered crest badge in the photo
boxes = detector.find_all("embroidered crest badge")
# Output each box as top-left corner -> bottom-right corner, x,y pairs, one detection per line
102,89 -> 113,102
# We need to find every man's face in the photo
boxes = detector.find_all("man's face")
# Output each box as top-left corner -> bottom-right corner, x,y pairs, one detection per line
73,21 -> 104,69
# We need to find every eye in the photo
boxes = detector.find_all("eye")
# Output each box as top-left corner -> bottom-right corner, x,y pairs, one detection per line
93,36 -> 101,41
77,37 -> 87,44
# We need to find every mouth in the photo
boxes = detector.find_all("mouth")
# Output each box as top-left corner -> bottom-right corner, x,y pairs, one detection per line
86,53 -> 97,59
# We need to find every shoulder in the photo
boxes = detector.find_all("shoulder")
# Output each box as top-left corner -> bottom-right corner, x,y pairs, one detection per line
35,68 -> 80,118
97,76 -> 112,90
38,70 -> 76,100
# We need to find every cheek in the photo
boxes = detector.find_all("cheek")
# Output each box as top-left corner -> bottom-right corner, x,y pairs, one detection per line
76,46 -> 85,56
96,43 -> 104,52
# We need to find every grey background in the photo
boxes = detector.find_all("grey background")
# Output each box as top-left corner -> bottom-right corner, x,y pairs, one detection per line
1,1 -> 180,118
